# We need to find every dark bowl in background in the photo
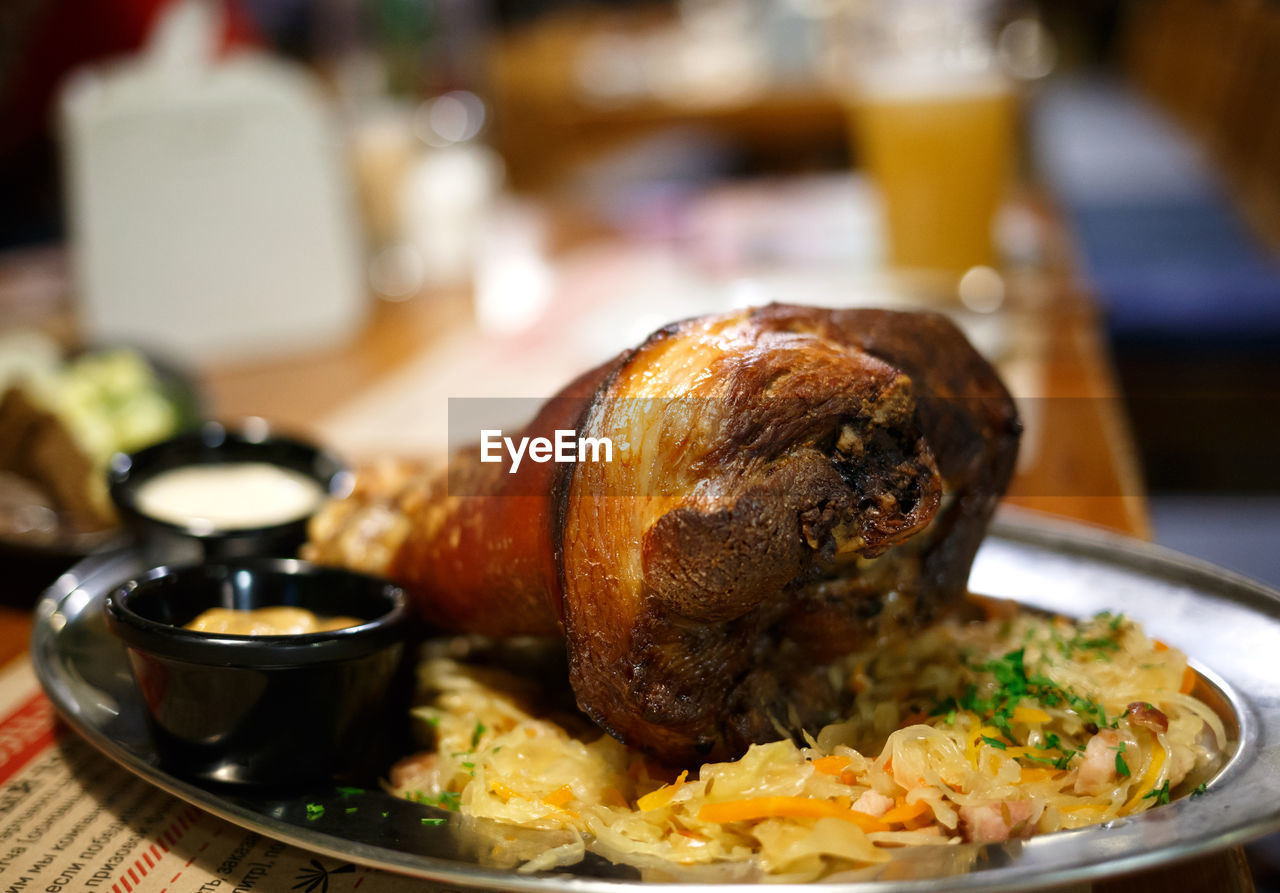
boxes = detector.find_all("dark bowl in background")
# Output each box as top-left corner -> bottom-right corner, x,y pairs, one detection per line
107,419 -> 349,564
103,560 -> 411,787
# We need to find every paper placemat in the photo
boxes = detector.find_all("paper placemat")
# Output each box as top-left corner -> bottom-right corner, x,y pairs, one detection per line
0,659 -> 449,893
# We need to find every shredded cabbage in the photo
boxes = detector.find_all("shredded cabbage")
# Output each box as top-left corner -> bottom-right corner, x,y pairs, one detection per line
389,609 -> 1226,878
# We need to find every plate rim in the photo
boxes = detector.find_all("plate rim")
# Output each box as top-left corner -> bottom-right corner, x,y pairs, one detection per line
29,509 -> 1280,891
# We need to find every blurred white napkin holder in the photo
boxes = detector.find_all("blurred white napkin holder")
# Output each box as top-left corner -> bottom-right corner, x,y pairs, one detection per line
61,0 -> 364,361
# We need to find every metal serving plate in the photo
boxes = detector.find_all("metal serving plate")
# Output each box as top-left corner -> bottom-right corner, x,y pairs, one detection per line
30,512 -> 1280,891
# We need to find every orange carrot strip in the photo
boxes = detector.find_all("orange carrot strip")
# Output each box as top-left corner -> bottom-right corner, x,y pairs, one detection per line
904,812 -> 935,831
697,797 -> 888,832
1019,767 -> 1062,784
812,755 -> 851,775
881,800 -> 931,825
637,770 -> 688,812
1153,640 -> 1170,652
1011,706 -> 1051,725
542,785 -> 574,808
490,781 -> 522,802
1180,666 -> 1197,694
844,811 -> 890,833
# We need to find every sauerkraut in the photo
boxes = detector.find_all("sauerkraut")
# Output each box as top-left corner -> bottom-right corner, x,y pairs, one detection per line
389,609 -> 1227,880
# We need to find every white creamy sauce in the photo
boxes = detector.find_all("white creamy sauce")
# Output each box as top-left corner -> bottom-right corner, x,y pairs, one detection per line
135,462 -> 325,530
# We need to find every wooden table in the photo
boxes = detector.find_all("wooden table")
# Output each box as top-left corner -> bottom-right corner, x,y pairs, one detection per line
0,218 -> 1251,890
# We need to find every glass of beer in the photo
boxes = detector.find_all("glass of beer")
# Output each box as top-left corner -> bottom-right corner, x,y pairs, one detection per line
848,1 -> 1017,274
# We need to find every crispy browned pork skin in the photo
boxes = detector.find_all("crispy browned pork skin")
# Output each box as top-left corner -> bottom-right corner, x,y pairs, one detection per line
304,305 -> 1021,764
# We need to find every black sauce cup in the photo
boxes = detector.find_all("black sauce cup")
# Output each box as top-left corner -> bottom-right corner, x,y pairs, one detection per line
107,419 -> 350,564
104,560 -> 411,787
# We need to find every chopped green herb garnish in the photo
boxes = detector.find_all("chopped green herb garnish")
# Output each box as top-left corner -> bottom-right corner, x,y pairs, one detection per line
305,803 -> 324,820
947,649 -> 1110,739
1023,753 -> 1074,771
461,761 -> 475,770
410,790 -> 462,811
1192,783 -> 1208,798
345,806 -> 358,814
1065,691 -> 1109,727
471,722 -> 487,749
381,811 -> 389,818
1115,752 -> 1130,777
421,817 -> 446,826
923,626 -> 1125,766
1142,781 -> 1172,805
1055,614 -> 1126,658
1038,691 -> 1063,708
931,695 -> 959,717
1098,611 -> 1125,632
336,786 -> 364,797
984,649 -> 1027,693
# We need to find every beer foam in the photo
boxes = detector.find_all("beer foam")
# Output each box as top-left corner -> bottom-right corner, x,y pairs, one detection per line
855,62 -> 1010,103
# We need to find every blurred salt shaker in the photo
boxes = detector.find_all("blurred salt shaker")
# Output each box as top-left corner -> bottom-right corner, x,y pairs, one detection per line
398,92 -> 503,291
